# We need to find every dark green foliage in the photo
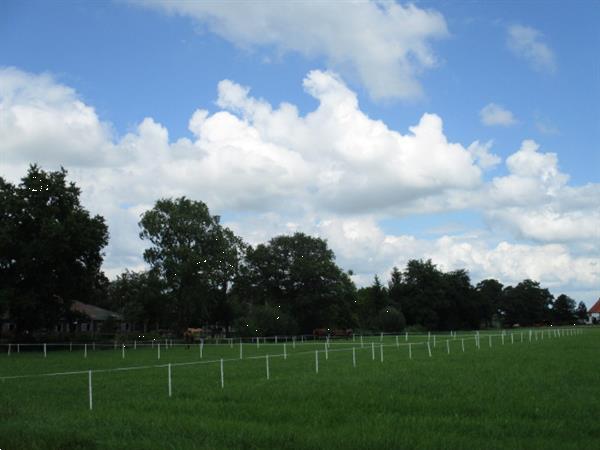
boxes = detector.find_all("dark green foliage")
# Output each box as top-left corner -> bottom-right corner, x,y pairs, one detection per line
475,279 -> 504,327
139,197 -> 245,331
0,165 -> 108,335
501,280 -> 554,326
552,294 -> 577,324
232,233 -> 357,332
576,301 -> 588,322
234,304 -> 299,337
377,305 -> 406,332
106,270 -> 167,332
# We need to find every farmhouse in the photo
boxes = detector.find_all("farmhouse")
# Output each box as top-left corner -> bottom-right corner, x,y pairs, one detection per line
63,301 -> 124,333
588,298 -> 600,325
1,301 -> 124,336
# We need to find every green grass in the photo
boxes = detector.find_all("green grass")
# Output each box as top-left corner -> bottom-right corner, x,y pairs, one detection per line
1,328 -> 599,449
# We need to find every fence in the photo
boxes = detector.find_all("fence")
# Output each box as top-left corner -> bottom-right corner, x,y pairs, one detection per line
0,327 -> 585,411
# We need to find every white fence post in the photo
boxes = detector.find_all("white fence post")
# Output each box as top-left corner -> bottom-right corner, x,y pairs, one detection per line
325,342 -> 328,360
84,343 -> 88,359
122,344 -> 125,359
409,343 -> 412,360
158,342 -> 161,360
266,355 -> 270,380
433,335 -> 436,348
315,350 -> 319,374
200,340 -> 204,359
371,342 -> 375,360
380,344 -> 384,363
461,338 -> 465,352
427,342 -> 432,358
396,335 -> 399,348
352,347 -> 356,368
7,343 -> 11,356
44,343 -> 47,358
220,358 -> 224,388
360,335 -> 364,348
239,341 -> 243,360
283,343 -> 287,360
88,370 -> 93,410
168,363 -> 172,397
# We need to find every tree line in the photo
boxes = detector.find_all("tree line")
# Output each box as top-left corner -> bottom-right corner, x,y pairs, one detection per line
0,166 -> 590,338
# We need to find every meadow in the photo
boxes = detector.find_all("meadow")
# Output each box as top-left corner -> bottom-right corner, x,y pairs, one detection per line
1,328 -> 598,450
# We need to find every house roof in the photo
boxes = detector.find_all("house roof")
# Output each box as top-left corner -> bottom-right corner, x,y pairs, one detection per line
72,301 -> 123,321
589,298 -> 600,314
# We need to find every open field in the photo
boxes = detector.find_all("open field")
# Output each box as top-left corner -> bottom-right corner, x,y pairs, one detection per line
1,328 -> 599,449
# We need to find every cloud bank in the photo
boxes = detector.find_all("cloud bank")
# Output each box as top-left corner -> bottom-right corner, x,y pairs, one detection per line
132,0 -> 448,100
1,67 -> 598,302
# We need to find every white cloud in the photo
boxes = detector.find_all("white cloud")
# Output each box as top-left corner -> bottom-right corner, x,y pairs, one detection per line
467,140 -> 501,169
1,67 -> 599,304
480,103 -> 517,126
486,140 -> 600,243
132,0 -> 448,100
507,24 -> 556,72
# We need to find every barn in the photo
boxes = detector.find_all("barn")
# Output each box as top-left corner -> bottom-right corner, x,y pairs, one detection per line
587,298 -> 600,325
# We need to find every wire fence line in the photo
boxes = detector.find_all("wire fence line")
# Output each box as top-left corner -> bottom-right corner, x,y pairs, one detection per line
0,328 -> 585,411
0,328 -> 583,382
0,326 -> 581,350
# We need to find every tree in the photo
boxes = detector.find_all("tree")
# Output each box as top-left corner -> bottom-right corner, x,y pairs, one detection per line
501,280 -> 553,327
107,270 -> 167,332
476,279 -> 504,327
443,269 -> 480,330
233,232 -> 357,332
401,259 -> 445,330
387,266 -> 403,307
552,294 -> 576,324
139,197 -> 245,331
377,306 -> 406,332
576,301 -> 588,322
0,165 -> 108,335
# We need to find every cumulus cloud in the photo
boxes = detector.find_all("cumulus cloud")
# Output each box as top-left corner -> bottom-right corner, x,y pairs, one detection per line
480,103 -> 517,126
486,140 -> 600,243
507,24 -> 556,72
1,67 -> 598,302
0,67 -> 115,167
467,140 -> 501,169
132,0 -> 448,99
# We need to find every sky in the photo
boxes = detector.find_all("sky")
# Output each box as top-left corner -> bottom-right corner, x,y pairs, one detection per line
1,0 -> 599,306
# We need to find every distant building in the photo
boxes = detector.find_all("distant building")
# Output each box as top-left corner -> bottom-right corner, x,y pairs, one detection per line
588,298 -> 600,325
63,301 -> 124,333
1,301 -> 124,336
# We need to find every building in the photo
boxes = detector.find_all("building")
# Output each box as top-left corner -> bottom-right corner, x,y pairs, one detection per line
588,298 -> 600,325
1,301 -> 123,336
63,301 -> 124,333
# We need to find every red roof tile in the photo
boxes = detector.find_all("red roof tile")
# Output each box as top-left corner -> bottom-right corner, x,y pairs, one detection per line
589,298 -> 600,314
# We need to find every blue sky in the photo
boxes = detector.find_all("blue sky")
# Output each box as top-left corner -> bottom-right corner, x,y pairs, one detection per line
1,0 -> 599,305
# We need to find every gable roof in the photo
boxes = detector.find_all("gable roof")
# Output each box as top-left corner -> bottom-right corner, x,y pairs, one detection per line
72,301 -> 123,321
589,298 -> 600,314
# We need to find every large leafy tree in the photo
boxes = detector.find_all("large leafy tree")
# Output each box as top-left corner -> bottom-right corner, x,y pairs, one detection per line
475,279 -> 504,327
401,259 -> 445,329
233,232 -> 357,332
501,280 -> 553,326
576,301 -> 588,322
0,165 -> 108,335
106,270 -> 167,332
552,294 -> 576,324
139,197 -> 245,331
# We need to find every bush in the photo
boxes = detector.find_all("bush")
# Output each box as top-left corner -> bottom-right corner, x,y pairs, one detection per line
377,306 -> 406,332
235,305 -> 298,337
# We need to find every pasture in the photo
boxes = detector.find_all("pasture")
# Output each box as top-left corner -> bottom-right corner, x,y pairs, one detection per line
1,328 -> 598,449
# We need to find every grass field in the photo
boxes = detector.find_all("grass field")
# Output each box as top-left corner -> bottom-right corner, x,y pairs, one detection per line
1,328 -> 598,449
